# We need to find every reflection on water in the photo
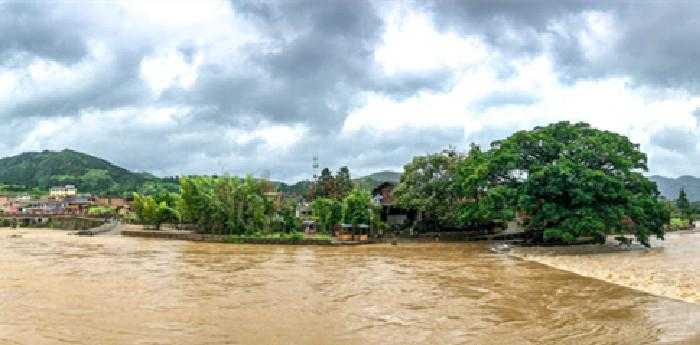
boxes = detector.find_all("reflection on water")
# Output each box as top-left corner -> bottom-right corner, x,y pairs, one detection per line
1,229 -> 699,344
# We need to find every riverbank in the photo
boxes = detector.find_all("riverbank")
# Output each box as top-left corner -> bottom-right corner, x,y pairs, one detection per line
511,232 -> 700,305
121,229 -> 334,245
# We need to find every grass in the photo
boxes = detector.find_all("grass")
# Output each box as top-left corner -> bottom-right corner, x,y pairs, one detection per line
668,217 -> 694,231
670,218 -> 689,226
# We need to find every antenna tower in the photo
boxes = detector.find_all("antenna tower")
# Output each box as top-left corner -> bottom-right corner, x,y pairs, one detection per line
312,155 -> 319,179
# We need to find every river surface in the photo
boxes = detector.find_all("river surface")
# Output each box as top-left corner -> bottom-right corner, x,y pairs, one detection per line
1,228 -> 700,345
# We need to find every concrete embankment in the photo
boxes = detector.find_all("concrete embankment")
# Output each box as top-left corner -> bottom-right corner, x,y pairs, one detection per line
121,229 -> 333,245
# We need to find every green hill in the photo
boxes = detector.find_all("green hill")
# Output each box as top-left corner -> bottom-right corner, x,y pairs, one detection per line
0,149 -> 168,195
353,170 -> 402,190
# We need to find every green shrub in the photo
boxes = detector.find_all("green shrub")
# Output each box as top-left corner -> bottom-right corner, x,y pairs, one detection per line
289,232 -> 304,241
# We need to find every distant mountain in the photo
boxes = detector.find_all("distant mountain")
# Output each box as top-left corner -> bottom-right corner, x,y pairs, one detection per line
0,149 -> 158,194
649,175 -> 700,201
353,170 -> 402,190
273,171 -> 403,198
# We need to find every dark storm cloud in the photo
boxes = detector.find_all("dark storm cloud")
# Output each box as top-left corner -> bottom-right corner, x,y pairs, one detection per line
167,0 -> 455,131
423,1 -> 700,91
179,0 -> 387,129
0,2 -> 157,119
421,1 -> 606,58
4,50 -> 151,119
0,2 -> 89,64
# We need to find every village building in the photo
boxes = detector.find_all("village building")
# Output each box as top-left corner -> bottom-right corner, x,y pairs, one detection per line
65,195 -> 94,215
372,182 -> 417,228
50,185 -> 77,198
0,195 -> 10,213
95,196 -> 132,214
295,201 -> 312,219
18,198 -> 65,215
15,194 -> 31,201
263,191 -> 284,209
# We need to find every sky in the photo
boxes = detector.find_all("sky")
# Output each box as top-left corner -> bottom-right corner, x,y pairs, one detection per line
2,0 -> 700,182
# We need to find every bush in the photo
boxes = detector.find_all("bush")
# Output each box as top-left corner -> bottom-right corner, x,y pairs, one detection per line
288,232 -> 304,241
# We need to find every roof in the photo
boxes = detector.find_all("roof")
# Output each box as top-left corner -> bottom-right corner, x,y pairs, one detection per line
372,181 -> 395,194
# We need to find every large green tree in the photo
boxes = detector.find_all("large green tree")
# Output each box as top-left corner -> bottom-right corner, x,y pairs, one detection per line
311,166 -> 353,200
342,188 -> 372,225
311,197 -> 343,233
456,144 -> 515,227
480,121 -> 669,246
393,148 -> 464,227
334,166 -> 353,200
132,193 -> 180,230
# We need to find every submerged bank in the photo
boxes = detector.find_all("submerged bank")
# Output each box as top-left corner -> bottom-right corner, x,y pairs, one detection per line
511,232 -> 700,305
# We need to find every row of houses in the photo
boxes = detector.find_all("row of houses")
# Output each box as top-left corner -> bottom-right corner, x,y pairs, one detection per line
0,185 -> 132,216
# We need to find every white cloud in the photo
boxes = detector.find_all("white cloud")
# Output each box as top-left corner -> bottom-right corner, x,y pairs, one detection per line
228,123 -> 308,151
375,7 -> 489,75
140,50 -> 202,96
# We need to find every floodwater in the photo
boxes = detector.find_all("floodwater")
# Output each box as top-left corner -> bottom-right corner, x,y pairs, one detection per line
511,232 -> 700,305
1,229 -> 700,345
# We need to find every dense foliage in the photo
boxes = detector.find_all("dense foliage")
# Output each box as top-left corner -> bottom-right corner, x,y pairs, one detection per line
393,148 -> 464,227
132,192 -> 180,230
178,175 -> 274,235
461,122 -> 668,246
393,122 -> 668,246
457,144 -> 515,227
310,166 -> 353,200
676,188 -> 693,224
311,198 -> 342,233
342,188 -> 373,225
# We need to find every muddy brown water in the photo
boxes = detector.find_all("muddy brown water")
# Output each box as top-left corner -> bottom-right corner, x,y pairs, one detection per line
1,229 -> 699,345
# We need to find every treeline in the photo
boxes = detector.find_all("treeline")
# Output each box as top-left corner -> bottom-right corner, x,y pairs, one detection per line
132,121 -> 670,246
304,166 -> 384,233
393,121 -> 669,246
132,176 -> 298,234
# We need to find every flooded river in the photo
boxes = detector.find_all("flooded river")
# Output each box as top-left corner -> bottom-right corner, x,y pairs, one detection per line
1,229 -> 700,344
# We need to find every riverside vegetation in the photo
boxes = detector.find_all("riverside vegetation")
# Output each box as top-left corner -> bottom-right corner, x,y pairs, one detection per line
127,121 -> 670,247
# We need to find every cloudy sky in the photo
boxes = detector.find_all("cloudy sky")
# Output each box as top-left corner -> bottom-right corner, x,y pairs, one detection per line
2,0 -> 700,181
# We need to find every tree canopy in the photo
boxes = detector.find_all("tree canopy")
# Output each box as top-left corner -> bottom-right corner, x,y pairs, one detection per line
676,188 -> 693,225
311,197 -> 342,233
393,148 -> 464,227
178,175 -> 274,235
463,121 -> 669,246
310,166 -> 354,200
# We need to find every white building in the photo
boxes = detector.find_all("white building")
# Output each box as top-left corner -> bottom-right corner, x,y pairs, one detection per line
49,185 -> 77,198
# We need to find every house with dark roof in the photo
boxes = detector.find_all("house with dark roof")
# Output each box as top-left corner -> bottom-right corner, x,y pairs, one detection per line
372,182 -> 417,228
